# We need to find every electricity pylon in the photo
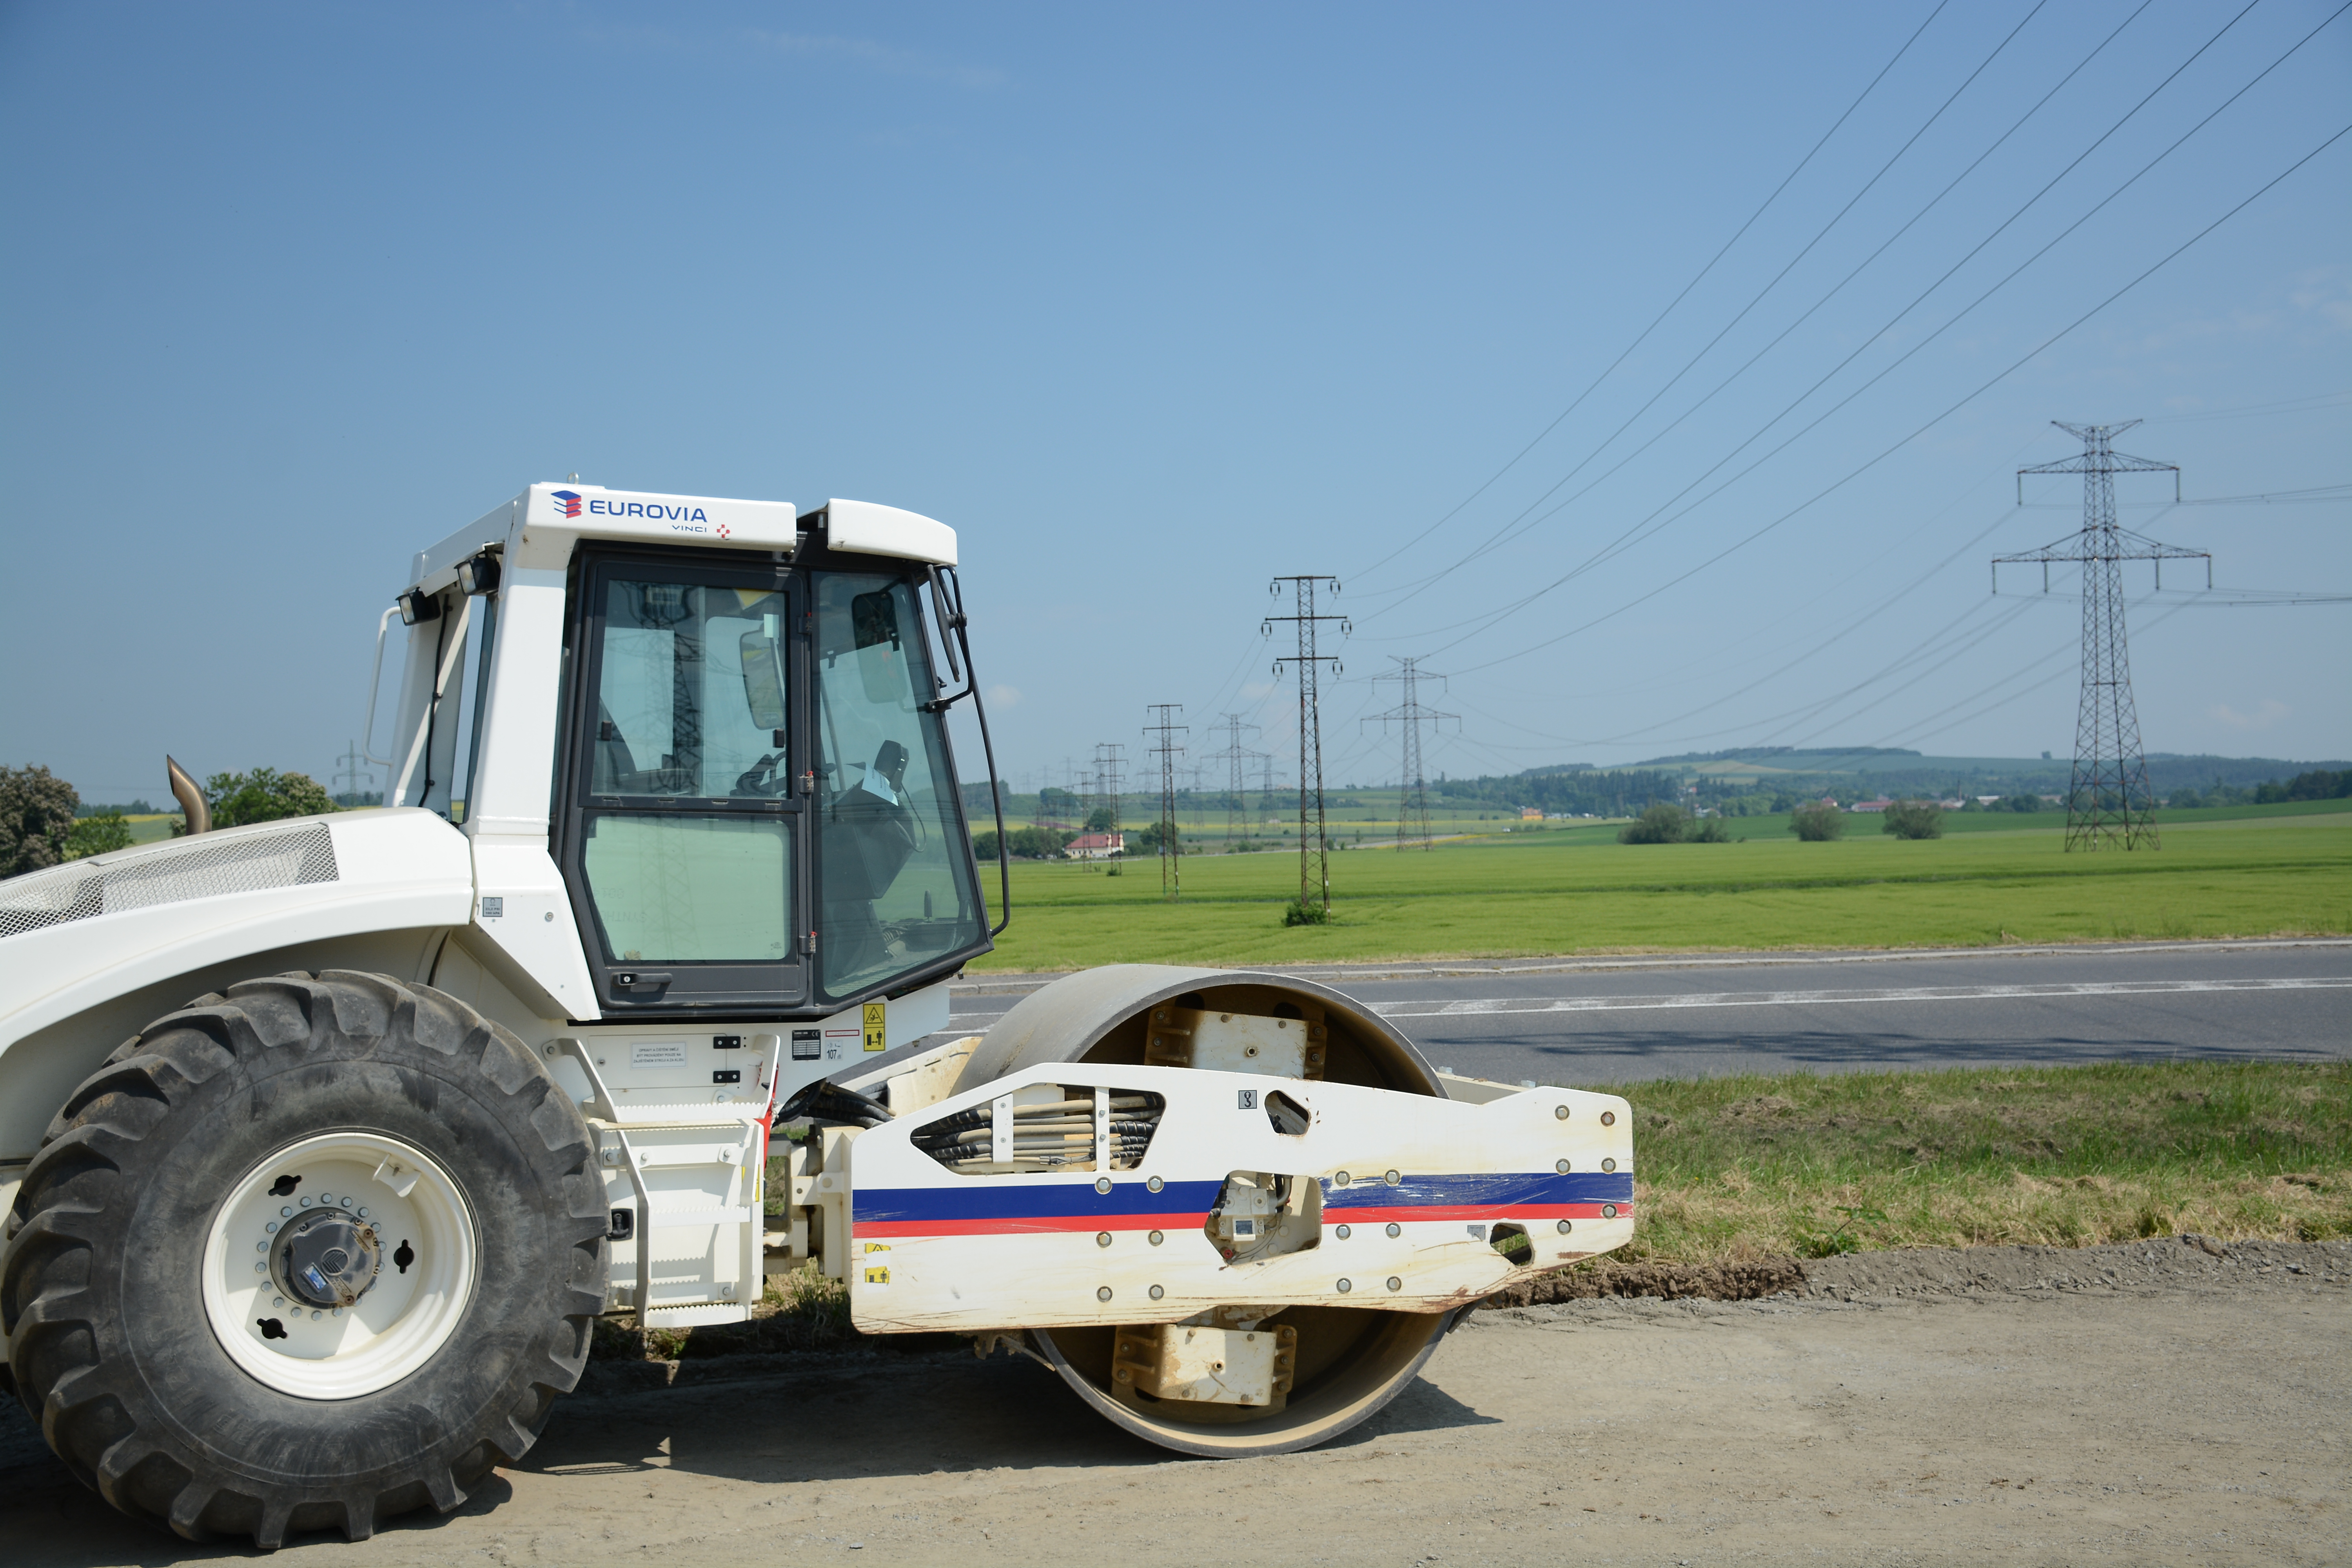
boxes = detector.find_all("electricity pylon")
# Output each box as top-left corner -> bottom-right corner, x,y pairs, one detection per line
1264,576 -> 1347,915
1995,421 -> 2209,851
1205,713 -> 1265,847
1364,657 -> 1456,849
1143,704 -> 1187,898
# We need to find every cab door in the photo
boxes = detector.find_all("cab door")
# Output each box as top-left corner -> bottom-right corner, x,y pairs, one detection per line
556,548 -> 808,1013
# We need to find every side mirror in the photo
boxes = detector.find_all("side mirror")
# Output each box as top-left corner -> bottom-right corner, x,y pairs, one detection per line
738,626 -> 788,732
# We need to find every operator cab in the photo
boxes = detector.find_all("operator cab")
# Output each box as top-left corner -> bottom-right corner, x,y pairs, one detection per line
385,488 -> 1003,1022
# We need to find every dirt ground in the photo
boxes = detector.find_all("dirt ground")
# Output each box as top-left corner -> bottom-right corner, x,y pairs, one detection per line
4,1236 -> 2345,1567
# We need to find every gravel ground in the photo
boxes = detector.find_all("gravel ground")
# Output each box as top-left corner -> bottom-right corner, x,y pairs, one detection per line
4,1237 -> 2345,1566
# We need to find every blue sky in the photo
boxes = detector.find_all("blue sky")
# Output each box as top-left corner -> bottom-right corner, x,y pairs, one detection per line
2,1 -> 2346,804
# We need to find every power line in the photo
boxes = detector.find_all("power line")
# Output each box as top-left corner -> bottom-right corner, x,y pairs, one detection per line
1435,112 -> 2352,677
1388,0 -> 2307,661
1346,0 -> 1955,592
1358,0 -> 2084,625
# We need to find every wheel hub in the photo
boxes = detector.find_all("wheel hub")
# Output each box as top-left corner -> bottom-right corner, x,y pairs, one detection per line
273,1207 -> 383,1309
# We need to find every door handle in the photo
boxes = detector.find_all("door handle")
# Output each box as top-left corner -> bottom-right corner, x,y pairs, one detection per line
613,972 -> 674,994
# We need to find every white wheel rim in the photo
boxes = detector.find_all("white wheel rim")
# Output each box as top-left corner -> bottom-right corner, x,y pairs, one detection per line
201,1130 -> 479,1399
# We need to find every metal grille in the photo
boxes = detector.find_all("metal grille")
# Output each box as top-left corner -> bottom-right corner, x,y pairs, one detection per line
0,824 -> 340,940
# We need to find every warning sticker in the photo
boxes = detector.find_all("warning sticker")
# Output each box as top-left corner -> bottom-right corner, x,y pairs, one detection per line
863,1241 -> 891,1254
630,1042 -> 687,1069
863,1265 -> 889,1287
862,1000 -> 887,1053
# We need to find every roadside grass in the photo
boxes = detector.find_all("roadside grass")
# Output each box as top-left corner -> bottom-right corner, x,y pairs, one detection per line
970,814 -> 2352,969
1600,1060 -> 2352,1264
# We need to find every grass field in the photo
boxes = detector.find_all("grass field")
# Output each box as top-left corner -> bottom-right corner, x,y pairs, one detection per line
1603,1060 -> 2350,1262
972,811 -> 2352,970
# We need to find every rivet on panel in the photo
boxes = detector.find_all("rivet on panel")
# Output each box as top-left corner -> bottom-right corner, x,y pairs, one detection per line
1556,1159 -> 1572,1174
1336,1278 -> 1352,1293
1146,1176 -> 1163,1193
1096,1232 -> 1112,1248
1556,1219 -> 1574,1234
1601,1111 -> 1616,1126
1097,1287 -> 1113,1302
1148,1230 -> 1165,1246
1335,1223 -> 1352,1239
1385,1222 -> 1401,1238
1149,1285 -> 1165,1301
1384,1170 -> 1401,1186
1095,1177 -> 1112,1194
1334,1171 -> 1351,1186
1602,1204 -> 1619,1219
1386,1276 -> 1401,1291
1554,1105 -> 1570,1120
1602,1158 -> 1617,1172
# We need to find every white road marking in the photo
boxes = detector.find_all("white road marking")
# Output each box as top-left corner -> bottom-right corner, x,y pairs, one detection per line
1372,977 -> 2352,1018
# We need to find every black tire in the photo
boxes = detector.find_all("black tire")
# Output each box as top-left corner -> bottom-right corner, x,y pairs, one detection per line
1,970 -> 608,1547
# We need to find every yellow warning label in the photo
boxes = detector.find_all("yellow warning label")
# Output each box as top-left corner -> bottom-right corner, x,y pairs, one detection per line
863,1265 -> 889,1286
863,1241 -> 891,1253
862,1000 -> 886,1052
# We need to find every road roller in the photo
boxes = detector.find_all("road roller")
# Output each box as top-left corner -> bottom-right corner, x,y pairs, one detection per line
0,484 -> 1633,1545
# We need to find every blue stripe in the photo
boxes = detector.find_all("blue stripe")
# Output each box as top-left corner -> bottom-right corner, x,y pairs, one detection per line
855,1178 -> 1226,1225
1324,1172 -> 1633,1210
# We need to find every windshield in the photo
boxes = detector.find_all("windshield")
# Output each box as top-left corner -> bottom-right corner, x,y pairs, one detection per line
812,570 -> 984,998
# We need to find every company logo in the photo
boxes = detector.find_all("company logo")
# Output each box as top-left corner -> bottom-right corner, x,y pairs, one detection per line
584,498 -> 714,528
550,489 -> 583,519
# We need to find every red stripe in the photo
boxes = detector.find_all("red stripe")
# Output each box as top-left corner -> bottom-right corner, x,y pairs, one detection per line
1331,1202 -> 1632,1225
858,1211 -> 1211,1239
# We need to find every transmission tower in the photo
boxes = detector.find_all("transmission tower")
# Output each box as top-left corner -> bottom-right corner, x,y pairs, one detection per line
332,739 -> 377,805
1264,576 -> 1347,915
1092,742 -> 1125,865
1995,421 -> 2208,851
1143,705 -> 1187,898
1365,657 -> 1457,850
1205,713 -> 1265,847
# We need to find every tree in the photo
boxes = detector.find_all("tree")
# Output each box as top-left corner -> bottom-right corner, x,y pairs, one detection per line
65,811 -> 134,859
0,764 -> 80,876
1998,794 -> 2043,813
1688,815 -> 1731,842
1618,804 -> 1689,844
1881,800 -> 1942,840
1083,805 -> 1117,834
1128,821 -> 1181,857
187,768 -> 338,833
1790,802 -> 1846,842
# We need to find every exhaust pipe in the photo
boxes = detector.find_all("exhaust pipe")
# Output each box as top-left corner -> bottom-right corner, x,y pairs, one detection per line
166,755 -> 210,836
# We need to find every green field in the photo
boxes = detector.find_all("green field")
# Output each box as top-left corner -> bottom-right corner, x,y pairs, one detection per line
1604,1060 -> 2350,1262
972,810 -> 2352,970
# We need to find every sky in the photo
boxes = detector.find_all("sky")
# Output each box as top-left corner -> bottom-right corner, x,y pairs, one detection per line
2,0 -> 2346,806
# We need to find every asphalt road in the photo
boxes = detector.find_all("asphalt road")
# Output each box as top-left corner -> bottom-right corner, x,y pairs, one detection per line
933,939 -> 2352,1085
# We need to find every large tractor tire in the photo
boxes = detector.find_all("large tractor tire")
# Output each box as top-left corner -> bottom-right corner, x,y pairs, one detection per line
967,964 -> 1459,1457
2,971 -> 608,1548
